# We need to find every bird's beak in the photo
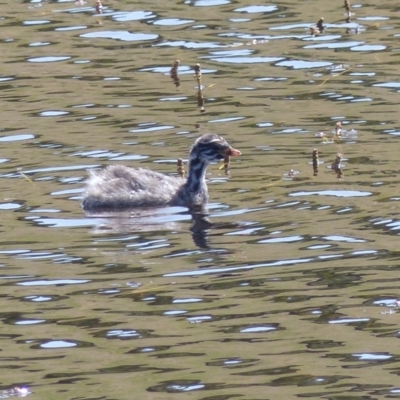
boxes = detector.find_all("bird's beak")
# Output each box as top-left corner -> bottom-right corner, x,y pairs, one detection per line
225,147 -> 241,156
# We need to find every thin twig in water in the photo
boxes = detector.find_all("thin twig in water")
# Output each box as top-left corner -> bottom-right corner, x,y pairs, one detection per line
194,64 -> 205,113
177,158 -> 185,177
219,155 -> 230,174
19,172 -> 34,184
318,67 -> 351,86
312,149 -> 319,176
170,60 -> 181,88
331,153 -> 343,179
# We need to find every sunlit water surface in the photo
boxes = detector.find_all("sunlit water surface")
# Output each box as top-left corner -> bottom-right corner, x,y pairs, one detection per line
1,0 -> 400,399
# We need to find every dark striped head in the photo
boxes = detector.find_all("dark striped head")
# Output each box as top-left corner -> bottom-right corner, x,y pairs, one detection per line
189,134 -> 241,163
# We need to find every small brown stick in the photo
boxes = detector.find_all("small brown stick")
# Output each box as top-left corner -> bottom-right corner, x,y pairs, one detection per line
194,64 -> 205,113
331,153 -> 342,170
193,64 -> 202,81
316,17 -> 325,33
223,155 -> 230,174
312,149 -> 319,176
310,17 -> 324,36
170,60 -> 181,88
331,153 -> 343,179
344,0 -> 351,22
218,155 -> 230,175
95,0 -> 103,14
177,158 -> 185,177
197,90 -> 205,112
335,121 -> 342,137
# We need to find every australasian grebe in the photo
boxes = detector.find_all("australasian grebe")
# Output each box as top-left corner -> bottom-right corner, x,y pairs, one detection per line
81,133 -> 241,211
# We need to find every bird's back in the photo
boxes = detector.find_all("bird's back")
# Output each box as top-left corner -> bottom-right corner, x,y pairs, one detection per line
82,165 -> 185,210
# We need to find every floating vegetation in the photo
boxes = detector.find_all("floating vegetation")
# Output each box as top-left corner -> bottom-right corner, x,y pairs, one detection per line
317,18 -> 324,32
346,26 -> 360,35
326,64 -> 350,73
315,130 -> 335,144
315,121 -> 358,144
312,149 -> 319,176
219,155 -> 230,175
194,64 -> 205,113
331,123 -> 358,141
335,121 -> 342,138
249,39 -> 269,46
331,153 -> 343,179
177,158 -> 185,178
282,169 -> 299,180
170,60 -> 181,88
95,0 -> 103,14
344,0 -> 351,22
310,17 -> 324,36
0,386 -> 30,397
193,64 -> 202,83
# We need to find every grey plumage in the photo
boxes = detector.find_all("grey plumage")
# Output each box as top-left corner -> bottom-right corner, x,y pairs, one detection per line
81,133 -> 241,211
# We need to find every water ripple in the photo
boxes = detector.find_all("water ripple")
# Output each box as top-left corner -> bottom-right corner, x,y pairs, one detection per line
234,5 -> 278,13
289,190 -> 373,197
80,31 -> 158,42
111,11 -> 156,22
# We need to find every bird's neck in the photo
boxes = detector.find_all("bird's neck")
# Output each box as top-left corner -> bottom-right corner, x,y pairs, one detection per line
186,156 -> 208,195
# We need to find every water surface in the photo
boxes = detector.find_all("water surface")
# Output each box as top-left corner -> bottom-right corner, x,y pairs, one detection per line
1,0 -> 400,399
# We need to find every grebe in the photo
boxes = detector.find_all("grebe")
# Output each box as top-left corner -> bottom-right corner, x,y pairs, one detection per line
82,134 -> 241,211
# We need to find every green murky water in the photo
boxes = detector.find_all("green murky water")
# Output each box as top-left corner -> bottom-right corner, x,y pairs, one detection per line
1,0 -> 400,399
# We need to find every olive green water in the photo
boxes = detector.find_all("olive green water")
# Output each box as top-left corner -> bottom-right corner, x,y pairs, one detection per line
1,0 -> 400,399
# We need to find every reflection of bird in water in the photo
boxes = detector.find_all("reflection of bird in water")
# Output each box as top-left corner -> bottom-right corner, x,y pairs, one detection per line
82,134 -> 241,212
85,206 -> 214,249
